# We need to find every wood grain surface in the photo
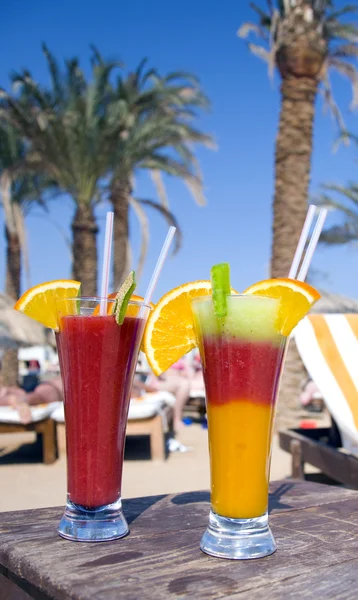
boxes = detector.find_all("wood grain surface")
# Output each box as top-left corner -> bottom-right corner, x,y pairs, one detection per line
1,480 -> 358,599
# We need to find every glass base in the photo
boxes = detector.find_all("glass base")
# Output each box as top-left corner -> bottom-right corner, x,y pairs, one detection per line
58,497 -> 129,542
200,510 -> 276,560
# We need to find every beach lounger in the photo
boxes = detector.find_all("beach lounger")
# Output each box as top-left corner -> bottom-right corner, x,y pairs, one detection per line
279,314 -> 358,487
184,389 -> 206,419
127,392 -> 174,460
0,402 -> 61,465
53,392 -> 175,461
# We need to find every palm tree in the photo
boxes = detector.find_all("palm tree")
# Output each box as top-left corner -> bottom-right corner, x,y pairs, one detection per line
0,46 -> 119,296
239,1 -> 358,426
0,123 -> 46,385
2,48 -> 213,292
239,0 -> 358,278
104,58 -> 214,287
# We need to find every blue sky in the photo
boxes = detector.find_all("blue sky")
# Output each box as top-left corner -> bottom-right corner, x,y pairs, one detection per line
1,0 -> 358,302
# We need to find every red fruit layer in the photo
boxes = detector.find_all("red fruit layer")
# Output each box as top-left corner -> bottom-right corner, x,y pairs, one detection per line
201,336 -> 284,406
58,314 -> 144,508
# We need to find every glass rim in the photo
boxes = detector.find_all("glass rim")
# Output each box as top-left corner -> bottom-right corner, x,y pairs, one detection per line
191,294 -> 279,304
58,296 -> 152,309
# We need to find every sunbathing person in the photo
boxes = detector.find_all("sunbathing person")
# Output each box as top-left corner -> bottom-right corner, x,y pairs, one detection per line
190,353 -> 205,394
133,359 -> 192,433
0,376 -> 63,424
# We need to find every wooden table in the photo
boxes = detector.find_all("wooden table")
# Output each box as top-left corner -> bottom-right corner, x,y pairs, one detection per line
2,480 -> 358,599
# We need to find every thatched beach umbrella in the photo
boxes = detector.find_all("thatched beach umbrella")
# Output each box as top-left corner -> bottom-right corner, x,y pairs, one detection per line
312,291 -> 358,314
0,322 -> 20,349
0,292 -> 51,348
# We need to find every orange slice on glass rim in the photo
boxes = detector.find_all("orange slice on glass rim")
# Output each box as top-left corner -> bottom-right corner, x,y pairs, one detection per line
143,280 -> 237,376
243,278 -> 320,336
14,280 -> 81,331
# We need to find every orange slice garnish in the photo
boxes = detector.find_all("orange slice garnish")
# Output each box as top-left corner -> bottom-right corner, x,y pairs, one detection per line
243,278 -> 320,336
14,280 -> 81,330
143,281 -> 237,375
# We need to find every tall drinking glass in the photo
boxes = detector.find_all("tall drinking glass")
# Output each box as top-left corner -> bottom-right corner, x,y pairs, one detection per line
56,297 -> 150,542
192,294 -> 286,559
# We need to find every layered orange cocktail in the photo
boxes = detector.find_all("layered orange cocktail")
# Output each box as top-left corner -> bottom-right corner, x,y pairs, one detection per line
192,295 -> 285,519
139,261 -> 320,559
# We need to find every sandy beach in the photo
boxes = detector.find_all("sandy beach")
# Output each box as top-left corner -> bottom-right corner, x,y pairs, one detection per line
0,421 -> 318,513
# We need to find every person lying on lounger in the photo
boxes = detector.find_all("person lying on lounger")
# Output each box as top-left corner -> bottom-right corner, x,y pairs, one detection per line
0,376 -> 63,424
132,358 -> 194,433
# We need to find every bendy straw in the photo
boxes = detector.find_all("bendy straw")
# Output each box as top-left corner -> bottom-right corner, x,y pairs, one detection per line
297,208 -> 327,282
288,205 -> 317,279
99,211 -> 114,316
141,226 -> 176,311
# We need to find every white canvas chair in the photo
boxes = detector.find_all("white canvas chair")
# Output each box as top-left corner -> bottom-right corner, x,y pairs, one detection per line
279,313 -> 358,487
295,313 -> 358,453
0,402 -> 60,424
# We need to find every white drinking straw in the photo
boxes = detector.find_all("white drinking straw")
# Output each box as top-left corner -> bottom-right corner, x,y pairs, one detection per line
140,226 -> 176,313
288,205 -> 317,279
99,211 -> 114,315
296,208 -> 327,282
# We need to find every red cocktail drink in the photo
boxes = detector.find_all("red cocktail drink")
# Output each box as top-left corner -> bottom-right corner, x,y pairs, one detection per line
56,297 -> 149,542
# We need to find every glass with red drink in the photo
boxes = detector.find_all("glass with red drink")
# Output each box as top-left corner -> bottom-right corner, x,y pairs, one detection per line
56,297 -> 150,542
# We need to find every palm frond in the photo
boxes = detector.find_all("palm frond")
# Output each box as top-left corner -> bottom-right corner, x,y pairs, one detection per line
319,68 -> 347,133
250,2 -> 272,28
137,198 -> 182,253
329,57 -> 358,107
0,171 -> 15,232
247,43 -> 271,63
320,223 -> 358,244
12,203 -> 31,288
321,183 -> 358,207
237,22 -> 268,40
129,196 -> 149,281
326,22 -> 358,43
90,45 -> 105,67
331,43 -> 358,59
42,44 -> 63,105
326,5 -> 358,22
150,169 -> 169,209
162,71 -> 200,86
315,184 -> 358,247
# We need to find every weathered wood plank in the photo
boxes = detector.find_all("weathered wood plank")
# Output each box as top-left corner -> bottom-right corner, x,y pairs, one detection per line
279,429 -> 358,487
1,481 -> 358,599
0,480 -> 355,542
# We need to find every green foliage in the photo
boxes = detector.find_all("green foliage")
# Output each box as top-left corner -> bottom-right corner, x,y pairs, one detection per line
0,45 -> 213,278
1,46 -> 119,206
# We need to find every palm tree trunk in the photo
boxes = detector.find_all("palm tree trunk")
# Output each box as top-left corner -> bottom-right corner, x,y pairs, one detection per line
71,204 -> 98,297
110,179 -> 130,289
271,75 -> 318,429
2,226 -> 21,386
271,76 -> 318,278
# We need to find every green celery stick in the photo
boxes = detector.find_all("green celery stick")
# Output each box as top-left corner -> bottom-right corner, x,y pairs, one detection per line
210,263 -> 231,318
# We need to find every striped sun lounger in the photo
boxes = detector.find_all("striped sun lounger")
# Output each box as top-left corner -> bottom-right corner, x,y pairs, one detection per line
295,314 -> 358,454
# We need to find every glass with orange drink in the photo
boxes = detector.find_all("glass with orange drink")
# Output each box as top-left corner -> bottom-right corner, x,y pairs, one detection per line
143,264 -> 320,559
